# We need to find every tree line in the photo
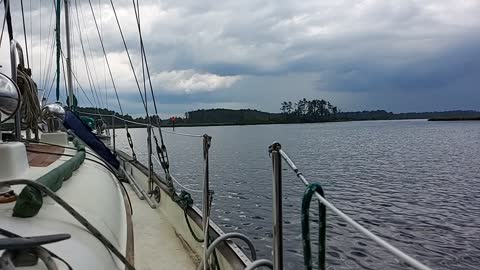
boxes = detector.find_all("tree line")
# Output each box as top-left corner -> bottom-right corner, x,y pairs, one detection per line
280,98 -> 338,122
76,105 -> 480,128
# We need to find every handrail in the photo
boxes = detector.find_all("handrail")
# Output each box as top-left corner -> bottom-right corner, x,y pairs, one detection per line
162,128 -> 203,138
271,143 -> 433,270
10,39 -> 24,141
77,111 -> 203,137
151,154 -> 202,193
120,166 -> 157,209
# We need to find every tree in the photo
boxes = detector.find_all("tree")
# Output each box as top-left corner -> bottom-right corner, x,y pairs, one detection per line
280,101 -> 288,114
286,102 -> 293,114
319,99 -> 327,116
332,106 -> 338,116
279,98 -> 339,122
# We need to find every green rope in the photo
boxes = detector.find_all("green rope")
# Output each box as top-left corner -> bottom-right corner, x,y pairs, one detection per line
176,190 -> 220,270
184,211 -> 204,243
12,138 -> 86,218
301,183 -> 327,270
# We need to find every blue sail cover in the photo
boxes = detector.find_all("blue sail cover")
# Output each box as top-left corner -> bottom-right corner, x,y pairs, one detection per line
63,111 -> 120,169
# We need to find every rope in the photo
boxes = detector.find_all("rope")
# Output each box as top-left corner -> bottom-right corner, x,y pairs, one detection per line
17,67 -> 41,130
184,211 -> 204,243
0,228 -> 73,270
178,191 -> 220,270
301,183 -> 326,270
0,179 -> 135,270
162,129 -> 203,138
151,155 -> 202,193
171,175 -> 202,193
279,149 -> 433,270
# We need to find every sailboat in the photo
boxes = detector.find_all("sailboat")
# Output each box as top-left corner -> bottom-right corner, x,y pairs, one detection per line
0,1 -> 434,270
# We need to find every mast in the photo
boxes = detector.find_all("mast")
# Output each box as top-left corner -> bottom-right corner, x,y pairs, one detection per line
64,0 -> 74,109
55,0 -> 61,101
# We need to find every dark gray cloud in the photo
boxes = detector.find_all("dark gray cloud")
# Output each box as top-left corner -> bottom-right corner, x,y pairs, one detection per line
2,0 -> 479,115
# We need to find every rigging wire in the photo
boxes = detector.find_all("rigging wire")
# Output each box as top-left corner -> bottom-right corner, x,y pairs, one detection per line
61,49 -> 68,101
85,0 -> 125,117
41,16 -> 56,95
75,0 -> 104,109
86,0 -> 138,159
45,70 -> 56,101
70,68 -> 96,108
130,0 -> 172,177
2,0 -> 13,41
29,0 -> 32,71
0,1 -> 6,48
73,0 -> 103,111
39,0 -> 42,96
53,0 -> 61,101
107,0 -> 150,121
20,0 -> 30,68
98,0 -> 107,107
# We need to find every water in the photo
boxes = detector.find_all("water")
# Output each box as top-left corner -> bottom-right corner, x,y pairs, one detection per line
114,120 -> 480,269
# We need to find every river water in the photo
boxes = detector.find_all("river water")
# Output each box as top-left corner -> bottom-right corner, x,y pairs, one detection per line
114,120 -> 480,269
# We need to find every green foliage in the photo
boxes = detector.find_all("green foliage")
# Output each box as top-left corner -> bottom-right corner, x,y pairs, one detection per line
76,106 -> 480,127
185,108 -> 282,125
280,98 -> 338,122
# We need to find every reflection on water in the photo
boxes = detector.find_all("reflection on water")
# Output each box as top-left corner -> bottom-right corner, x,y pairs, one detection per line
115,120 -> 480,269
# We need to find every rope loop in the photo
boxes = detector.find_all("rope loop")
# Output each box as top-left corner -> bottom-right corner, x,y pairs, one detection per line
302,183 -> 327,270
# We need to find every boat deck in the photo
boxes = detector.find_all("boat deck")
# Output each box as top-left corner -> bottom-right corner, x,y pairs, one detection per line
126,185 -> 196,270
26,144 -> 64,167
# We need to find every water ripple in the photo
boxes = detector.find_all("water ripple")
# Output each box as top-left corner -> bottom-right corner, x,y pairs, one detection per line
116,120 -> 480,269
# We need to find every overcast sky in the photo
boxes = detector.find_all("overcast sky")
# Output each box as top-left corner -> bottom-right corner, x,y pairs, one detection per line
1,0 -> 479,117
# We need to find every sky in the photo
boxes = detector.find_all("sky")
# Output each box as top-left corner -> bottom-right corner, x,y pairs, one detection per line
1,0 -> 479,117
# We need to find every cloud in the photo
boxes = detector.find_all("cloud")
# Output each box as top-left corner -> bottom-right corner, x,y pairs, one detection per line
2,0 -> 479,114
151,70 -> 241,94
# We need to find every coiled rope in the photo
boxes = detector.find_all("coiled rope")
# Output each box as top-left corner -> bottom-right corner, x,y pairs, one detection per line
16,66 -> 41,131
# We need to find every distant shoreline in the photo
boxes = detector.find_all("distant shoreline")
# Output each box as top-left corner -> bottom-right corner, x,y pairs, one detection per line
108,118 -> 418,129
76,107 -> 480,129
428,117 -> 480,121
